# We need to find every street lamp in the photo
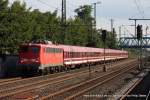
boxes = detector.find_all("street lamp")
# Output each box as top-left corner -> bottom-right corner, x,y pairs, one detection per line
92,1 -> 101,28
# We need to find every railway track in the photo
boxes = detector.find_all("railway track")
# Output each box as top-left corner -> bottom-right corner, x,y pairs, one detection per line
119,77 -> 143,100
0,59 -> 132,86
0,59 -> 136,99
146,90 -> 150,100
119,68 -> 150,100
38,61 -> 138,100
0,60 -> 112,87
22,60 -> 137,100
0,77 -> 21,83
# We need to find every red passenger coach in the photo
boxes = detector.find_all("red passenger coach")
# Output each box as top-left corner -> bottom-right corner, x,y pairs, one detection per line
59,45 -> 128,66
18,40 -> 128,75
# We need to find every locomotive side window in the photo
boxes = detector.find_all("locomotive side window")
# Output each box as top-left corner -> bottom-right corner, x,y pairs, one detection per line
55,48 -> 62,53
45,48 -> 51,53
45,47 -> 62,53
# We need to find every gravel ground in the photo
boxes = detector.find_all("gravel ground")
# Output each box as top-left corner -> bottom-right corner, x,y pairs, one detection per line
75,65 -> 150,100
75,66 -> 140,100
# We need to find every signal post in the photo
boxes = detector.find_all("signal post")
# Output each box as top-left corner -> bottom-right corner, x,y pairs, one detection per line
137,25 -> 143,70
102,30 -> 107,72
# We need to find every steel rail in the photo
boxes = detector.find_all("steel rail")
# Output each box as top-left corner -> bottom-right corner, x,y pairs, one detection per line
65,64 -> 137,100
40,62 -> 137,100
0,59 -> 127,87
0,60 -> 130,99
146,89 -> 150,100
119,77 -> 143,100
0,77 -> 21,83
0,59 -> 136,99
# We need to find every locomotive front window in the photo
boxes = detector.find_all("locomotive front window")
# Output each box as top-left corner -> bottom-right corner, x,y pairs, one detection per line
31,47 -> 39,54
20,46 -> 28,53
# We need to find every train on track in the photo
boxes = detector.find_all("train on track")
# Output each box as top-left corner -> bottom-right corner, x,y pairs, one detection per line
18,40 -> 128,75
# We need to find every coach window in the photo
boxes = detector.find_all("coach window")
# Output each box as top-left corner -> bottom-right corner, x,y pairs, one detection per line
70,52 -> 73,58
67,52 -> 69,57
69,52 -> 71,58
76,52 -> 78,58
66,52 -> 68,58
84,52 -> 86,57
68,52 -> 70,58
82,52 -> 84,57
64,52 -> 66,58
74,52 -> 76,58
72,52 -> 74,58
65,52 -> 67,58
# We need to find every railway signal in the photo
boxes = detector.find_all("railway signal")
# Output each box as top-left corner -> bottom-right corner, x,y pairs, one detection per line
102,30 -> 107,42
136,25 -> 143,70
137,25 -> 142,40
102,30 -> 107,72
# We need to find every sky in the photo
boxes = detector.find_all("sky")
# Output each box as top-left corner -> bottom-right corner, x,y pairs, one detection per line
9,0 -> 150,37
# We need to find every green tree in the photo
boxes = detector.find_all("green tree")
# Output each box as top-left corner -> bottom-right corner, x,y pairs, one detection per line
74,5 -> 94,47
0,1 -> 118,54
0,0 -> 9,53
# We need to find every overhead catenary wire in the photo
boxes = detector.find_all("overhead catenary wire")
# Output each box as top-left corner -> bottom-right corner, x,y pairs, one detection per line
136,0 -> 148,28
137,0 -> 145,17
132,0 -> 150,36
134,0 -> 144,18
36,0 -> 61,11
122,25 -> 135,37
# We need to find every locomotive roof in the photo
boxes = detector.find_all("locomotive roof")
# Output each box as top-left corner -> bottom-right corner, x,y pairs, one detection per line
21,43 -> 127,53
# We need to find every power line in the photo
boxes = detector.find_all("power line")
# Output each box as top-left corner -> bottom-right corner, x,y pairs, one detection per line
37,0 -> 75,18
64,1 -> 77,17
134,0 -> 144,18
67,1 -> 78,8
36,0 -> 61,11
136,0 -> 147,26
122,25 -> 135,37
137,0 -> 145,16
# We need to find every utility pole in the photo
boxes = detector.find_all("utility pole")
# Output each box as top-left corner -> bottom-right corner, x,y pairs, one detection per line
146,26 -> 148,37
61,0 -> 66,43
92,1 -> 101,28
110,19 -> 114,33
146,26 -> 149,45
119,26 -> 121,41
62,0 -> 66,24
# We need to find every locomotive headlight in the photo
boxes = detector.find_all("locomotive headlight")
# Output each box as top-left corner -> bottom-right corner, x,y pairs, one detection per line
35,58 -> 40,62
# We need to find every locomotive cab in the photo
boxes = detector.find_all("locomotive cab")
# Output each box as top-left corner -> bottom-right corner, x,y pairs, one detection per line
18,44 -> 41,75
19,45 -> 40,64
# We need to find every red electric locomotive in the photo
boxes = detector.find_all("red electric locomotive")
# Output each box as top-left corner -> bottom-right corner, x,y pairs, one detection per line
18,40 -> 128,75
